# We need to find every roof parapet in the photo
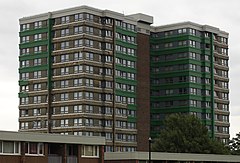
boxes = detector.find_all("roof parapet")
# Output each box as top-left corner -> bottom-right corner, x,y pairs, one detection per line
127,13 -> 153,24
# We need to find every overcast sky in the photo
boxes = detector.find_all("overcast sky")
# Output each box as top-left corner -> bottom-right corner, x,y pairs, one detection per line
0,0 -> 239,138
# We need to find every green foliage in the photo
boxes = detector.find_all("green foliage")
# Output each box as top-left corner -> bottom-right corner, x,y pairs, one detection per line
152,113 -> 229,154
229,132 -> 240,155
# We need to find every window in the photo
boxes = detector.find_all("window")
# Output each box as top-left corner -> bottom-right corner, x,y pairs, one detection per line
190,76 -> 197,83
85,66 -> 94,73
190,100 -> 197,107
86,79 -> 93,87
189,52 -> 197,59
86,105 -> 93,113
20,60 -> 30,68
75,13 -> 83,21
33,71 -> 42,79
103,107 -> 112,114
0,141 -> 20,154
85,119 -> 93,126
165,89 -> 173,95
74,52 -> 83,60
60,119 -> 69,127
189,64 -> 196,71
61,16 -> 70,24
105,30 -> 112,37
61,41 -> 69,50
222,93 -> 228,100
128,97 -> 135,104
223,127 -> 229,134
60,93 -> 69,101
33,108 -> 41,116
33,83 -> 41,91
74,92 -> 83,100
85,92 -> 93,100
25,142 -> 44,155
34,21 -> 42,29
21,122 -> 28,129
205,66 -> 210,73
85,40 -> 93,47
74,118 -> 82,126
74,78 -> 83,86
190,88 -> 197,95
222,104 -> 229,111
74,26 -> 83,34
105,43 -> 112,50
61,67 -> 69,75
33,121 -> 41,129
86,27 -> 94,34
61,28 -> 69,37
189,28 -> 196,35
178,40 -> 187,46
21,48 -> 30,55
60,106 -> 68,114
164,42 -> 173,48
82,145 -> 99,157
21,97 -> 29,105
86,52 -> 94,60
34,34 -> 42,41
105,133 -> 112,140
74,39 -> 83,47
178,28 -> 187,34
189,40 -> 196,47
21,36 -> 30,43
34,46 -> 42,53
33,58 -> 41,66
22,24 -> 30,31
21,85 -> 29,92
59,80 -> 68,88
20,110 -> 29,117
74,105 -> 83,113
74,65 -> 83,73
33,96 -> 41,104
60,54 -> 69,62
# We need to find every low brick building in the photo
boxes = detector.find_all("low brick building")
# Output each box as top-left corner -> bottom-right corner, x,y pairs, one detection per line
0,130 -> 105,163
105,152 -> 240,163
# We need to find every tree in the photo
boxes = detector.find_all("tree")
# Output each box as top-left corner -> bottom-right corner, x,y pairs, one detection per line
152,113 -> 229,154
229,132 -> 240,155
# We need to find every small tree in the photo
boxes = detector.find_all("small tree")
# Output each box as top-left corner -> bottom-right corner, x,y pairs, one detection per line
152,113 -> 229,154
229,132 -> 240,155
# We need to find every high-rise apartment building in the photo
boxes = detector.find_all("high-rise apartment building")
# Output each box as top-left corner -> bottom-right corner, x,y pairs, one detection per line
150,23 -> 229,143
18,6 -> 229,152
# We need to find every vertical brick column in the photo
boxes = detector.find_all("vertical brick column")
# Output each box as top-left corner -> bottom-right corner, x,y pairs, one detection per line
136,33 -> 151,151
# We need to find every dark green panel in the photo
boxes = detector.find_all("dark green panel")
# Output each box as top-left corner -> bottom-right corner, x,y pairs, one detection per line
150,35 -> 201,43
18,92 -> 28,98
115,89 -> 136,98
19,39 -> 48,49
19,27 -> 48,37
116,77 -> 137,86
116,65 -> 137,73
19,80 -> 29,86
116,52 -> 137,61
116,26 -> 137,37
127,104 -> 137,110
116,40 -> 137,49
127,117 -> 136,123
19,64 -> 48,73
19,53 -> 48,61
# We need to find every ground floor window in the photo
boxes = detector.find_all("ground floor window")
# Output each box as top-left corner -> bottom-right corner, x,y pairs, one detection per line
0,141 -> 20,155
25,142 -> 44,155
82,145 -> 98,157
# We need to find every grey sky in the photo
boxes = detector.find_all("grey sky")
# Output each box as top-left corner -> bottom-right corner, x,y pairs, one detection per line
0,0 -> 239,138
